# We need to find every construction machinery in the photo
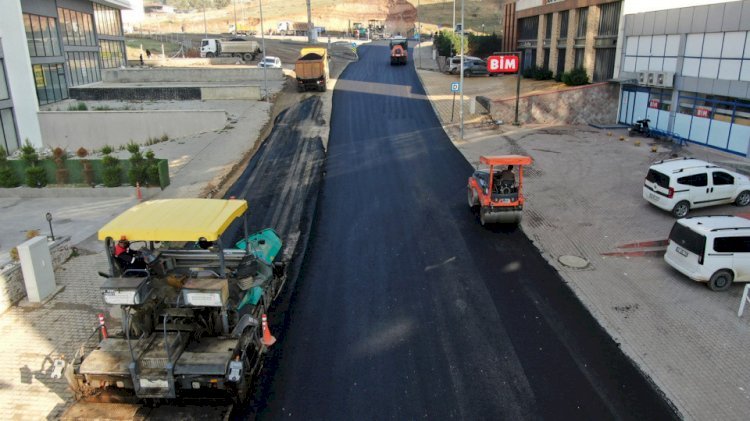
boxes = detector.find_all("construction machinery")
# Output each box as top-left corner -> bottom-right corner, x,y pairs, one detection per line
295,48 -> 329,92
368,20 -> 385,39
467,155 -> 533,225
63,199 -> 286,410
389,36 -> 408,65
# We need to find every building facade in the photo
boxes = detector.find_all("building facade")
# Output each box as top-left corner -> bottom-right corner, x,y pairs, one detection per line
0,0 -> 129,153
616,0 -> 750,156
503,0 -> 624,82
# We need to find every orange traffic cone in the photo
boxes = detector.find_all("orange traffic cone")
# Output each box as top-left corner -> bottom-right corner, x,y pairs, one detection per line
98,313 -> 108,340
261,314 -> 276,347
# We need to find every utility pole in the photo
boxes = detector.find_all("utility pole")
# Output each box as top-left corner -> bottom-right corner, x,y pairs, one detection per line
306,0 -> 314,43
459,0 -> 464,141
259,0 -> 268,102
233,0 -> 238,35
203,4 -> 208,39
417,0 -> 421,69
452,0 -> 456,32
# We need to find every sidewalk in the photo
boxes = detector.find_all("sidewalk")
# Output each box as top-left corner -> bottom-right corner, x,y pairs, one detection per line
415,42 -> 750,420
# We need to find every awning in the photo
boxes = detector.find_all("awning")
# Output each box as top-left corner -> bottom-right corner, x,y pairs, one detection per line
98,199 -> 248,242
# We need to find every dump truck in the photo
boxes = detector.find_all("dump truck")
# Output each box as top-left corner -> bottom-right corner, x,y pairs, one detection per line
229,23 -> 253,36
200,38 -> 261,61
295,48 -> 328,92
390,37 -> 408,65
62,199 -> 287,413
277,21 -> 308,36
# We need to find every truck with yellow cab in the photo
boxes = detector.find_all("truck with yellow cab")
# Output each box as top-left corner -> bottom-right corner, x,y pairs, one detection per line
63,198 -> 286,410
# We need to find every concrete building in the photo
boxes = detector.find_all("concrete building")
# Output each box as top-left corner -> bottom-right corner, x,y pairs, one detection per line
503,0 -> 624,82
615,0 -> 750,156
0,0 -> 129,154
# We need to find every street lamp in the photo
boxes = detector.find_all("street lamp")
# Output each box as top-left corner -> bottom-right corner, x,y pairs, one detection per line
258,0 -> 268,102
459,0 -> 464,141
203,3 -> 208,39
233,0 -> 238,35
45,212 -> 55,241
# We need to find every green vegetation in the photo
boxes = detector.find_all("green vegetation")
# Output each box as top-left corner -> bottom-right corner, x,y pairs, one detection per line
435,31 -> 502,58
522,65 -> 553,81
101,145 -> 122,187
0,146 -> 20,188
21,141 -> 46,188
67,102 -> 88,111
561,68 -> 590,86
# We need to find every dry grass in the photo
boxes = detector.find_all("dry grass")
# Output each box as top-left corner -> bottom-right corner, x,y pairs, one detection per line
142,1 -> 503,36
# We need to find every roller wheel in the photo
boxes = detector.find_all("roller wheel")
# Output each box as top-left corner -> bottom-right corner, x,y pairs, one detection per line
480,208 -> 489,226
467,188 -> 478,208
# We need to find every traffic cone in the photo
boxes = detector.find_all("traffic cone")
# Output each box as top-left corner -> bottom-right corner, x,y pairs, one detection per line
98,313 -> 108,340
261,314 -> 276,347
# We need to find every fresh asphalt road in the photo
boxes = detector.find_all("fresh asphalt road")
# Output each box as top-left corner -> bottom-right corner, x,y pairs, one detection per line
254,44 -> 677,419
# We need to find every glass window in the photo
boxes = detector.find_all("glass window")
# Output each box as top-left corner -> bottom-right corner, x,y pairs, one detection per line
574,48 -> 585,69
24,14 -> 63,57
66,52 -> 101,86
714,236 -> 750,253
100,40 -> 125,68
576,7 -> 588,38
545,13 -> 553,39
94,4 -> 123,37
0,60 -> 9,100
669,223 -> 706,257
677,173 -> 707,187
33,63 -> 68,105
713,171 -> 734,185
559,10 -> 569,39
59,8 -> 96,47
0,108 -> 18,153
646,169 -> 670,188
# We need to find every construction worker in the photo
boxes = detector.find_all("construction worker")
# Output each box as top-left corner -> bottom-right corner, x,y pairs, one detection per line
114,236 -> 147,273
499,165 -> 515,185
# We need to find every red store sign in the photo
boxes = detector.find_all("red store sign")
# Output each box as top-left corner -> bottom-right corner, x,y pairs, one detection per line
648,99 -> 660,109
487,55 -> 519,73
695,107 -> 711,118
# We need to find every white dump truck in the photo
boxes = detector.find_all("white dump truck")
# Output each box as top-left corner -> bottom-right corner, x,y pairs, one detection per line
200,38 -> 261,61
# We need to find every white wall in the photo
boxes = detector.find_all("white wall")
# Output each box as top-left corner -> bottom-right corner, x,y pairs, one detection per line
623,0 -> 733,15
0,0 -> 43,148
38,110 -> 227,150
516,0 -> 544,12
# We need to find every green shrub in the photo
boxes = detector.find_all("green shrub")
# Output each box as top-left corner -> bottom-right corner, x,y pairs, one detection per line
145,150 -> 160,186
522,65 -> 553,80
20,140 -> 39,166
127,142 -> 147,186
0,146 -> 19,188
67,102 -> 88,111
467,33 -> 502,58
561,67 -> 589,86
101,147 -> 121,187
26,166 -> 47,188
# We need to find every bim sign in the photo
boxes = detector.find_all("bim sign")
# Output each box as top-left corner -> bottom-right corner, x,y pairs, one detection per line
487,55 -> 519,73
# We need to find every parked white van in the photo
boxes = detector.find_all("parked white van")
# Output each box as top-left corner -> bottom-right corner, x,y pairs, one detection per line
643,157 -> 750,218
664,215 -> 750,291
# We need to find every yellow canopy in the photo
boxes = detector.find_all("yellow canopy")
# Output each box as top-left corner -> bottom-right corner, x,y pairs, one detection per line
98,199 -> 248,242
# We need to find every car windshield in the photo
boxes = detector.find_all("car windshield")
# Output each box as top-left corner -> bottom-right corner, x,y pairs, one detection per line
669,222 -> 706,257
646,169 -> 670,188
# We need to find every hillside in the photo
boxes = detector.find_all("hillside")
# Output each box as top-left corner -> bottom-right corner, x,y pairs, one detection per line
141,0 -> 504,36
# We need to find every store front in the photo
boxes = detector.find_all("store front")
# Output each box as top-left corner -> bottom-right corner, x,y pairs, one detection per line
620,85 -> 750,157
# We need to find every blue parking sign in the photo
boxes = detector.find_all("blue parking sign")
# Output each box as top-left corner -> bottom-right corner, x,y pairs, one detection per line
451,82 -> 460,92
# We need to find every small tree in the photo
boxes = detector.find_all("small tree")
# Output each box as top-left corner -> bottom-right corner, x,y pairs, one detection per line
101,145 -> 122,187
77,147 -> 95,186
21,140 -> 47,188
145,150 -> 160,186
0,146 -> 19,188
127,142 -> 147,186
53,147 -> 69,184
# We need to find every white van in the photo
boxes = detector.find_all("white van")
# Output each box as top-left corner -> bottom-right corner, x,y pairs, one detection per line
643,157 -> 750,218
664,215 -> 750,291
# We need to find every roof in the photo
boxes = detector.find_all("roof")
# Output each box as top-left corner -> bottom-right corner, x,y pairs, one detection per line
480,155 -> 533,166
677,215 -> 750,234
650,158 -> 713,173
98,199 -> 248,242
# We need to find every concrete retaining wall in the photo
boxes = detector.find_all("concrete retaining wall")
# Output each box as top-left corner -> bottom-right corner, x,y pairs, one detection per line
39,109 -> 227,150
0,238 -> 71,314
201,86 -> 260,100
102,67 -> 284,83
485,82 -> 619,125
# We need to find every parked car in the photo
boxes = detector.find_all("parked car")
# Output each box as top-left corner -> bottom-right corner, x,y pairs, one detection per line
258,56 -> 282,68
664,215 -> 750,291
463,60 -> 489,77
447,55 -> 480,74
643,157 -> 750,218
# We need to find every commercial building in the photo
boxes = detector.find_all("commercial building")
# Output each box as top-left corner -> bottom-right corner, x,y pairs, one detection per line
503,0 -> 624,82
0,0 -> 129,154
615,0 -> 750,157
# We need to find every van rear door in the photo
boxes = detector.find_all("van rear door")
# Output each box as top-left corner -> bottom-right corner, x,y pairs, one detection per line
665,221 -> 706,277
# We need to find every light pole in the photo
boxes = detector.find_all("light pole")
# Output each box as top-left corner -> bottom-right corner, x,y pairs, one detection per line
45,212 -> 55,241
418,0 -> 421,69
203,3 -> 208,39
258,0 -> 268,102
233,0 -> 238,35
459,0 -> 464,141
452,0 -> 456,33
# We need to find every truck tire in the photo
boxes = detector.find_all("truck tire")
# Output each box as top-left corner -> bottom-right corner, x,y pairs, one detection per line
206,52 -> 215,58
243,53 -> 253,62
